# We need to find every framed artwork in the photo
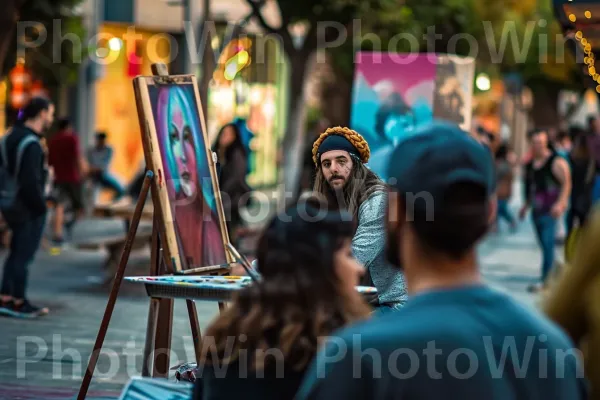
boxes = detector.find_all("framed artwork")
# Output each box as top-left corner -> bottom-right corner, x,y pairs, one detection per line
133,74 -> 232,272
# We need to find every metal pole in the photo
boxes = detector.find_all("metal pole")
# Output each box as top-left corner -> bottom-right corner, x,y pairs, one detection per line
77,0 -> 102,151
86,0 -> 103,148
182,0 -> 192,74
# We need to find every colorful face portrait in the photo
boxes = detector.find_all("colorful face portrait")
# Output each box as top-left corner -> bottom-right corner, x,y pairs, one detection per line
151,84 -> 228,268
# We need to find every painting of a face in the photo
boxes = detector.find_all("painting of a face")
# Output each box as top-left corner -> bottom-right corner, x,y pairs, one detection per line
149,83 -> 228,269
168,94 -> 198,198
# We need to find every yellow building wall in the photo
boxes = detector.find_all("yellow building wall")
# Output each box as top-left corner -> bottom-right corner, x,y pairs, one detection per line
95,23 -> 172,185
0,80 -> 7,135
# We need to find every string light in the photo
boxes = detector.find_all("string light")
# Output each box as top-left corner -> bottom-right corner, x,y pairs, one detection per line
569,7 -> 598,91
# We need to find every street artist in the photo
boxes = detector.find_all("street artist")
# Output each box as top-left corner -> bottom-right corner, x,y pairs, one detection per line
311,126 -> 406,311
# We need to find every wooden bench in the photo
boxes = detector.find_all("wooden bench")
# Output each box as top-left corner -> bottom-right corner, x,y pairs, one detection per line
75,229 -> 153,278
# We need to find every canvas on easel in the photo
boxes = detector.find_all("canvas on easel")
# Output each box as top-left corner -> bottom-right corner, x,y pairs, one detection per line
133,73 -> 233,272
78,65 -> 232,400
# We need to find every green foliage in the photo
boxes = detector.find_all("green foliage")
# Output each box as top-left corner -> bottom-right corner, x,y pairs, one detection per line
321,0 -> 578,90
2,0 -> 86,85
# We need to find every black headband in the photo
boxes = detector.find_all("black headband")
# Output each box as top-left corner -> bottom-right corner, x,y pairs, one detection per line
317,135 -> 360,163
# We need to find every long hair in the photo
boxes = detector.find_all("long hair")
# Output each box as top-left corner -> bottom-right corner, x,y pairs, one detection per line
200,202 -> 371,372
313,157 -> 386,220
212,123 -> 247,163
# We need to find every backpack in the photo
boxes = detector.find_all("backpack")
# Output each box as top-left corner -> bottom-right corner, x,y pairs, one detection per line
0,134 -> 39,210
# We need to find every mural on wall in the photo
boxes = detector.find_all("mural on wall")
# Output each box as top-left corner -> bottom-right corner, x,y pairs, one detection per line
350,52 -> 475,179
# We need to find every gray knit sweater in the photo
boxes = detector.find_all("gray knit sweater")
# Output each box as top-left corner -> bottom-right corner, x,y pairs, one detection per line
352,191 -> 407,305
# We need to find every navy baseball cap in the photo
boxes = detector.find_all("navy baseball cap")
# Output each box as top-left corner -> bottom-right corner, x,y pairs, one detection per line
387,121 -> 496,206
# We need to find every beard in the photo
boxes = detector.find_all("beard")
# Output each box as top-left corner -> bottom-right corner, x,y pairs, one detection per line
326,178 -> 348,210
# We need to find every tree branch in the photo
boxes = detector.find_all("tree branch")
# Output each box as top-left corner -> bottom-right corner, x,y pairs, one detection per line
245,0 -> 278,34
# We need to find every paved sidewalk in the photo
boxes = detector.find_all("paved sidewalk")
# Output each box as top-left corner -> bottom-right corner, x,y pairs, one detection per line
0,201 -> 556,399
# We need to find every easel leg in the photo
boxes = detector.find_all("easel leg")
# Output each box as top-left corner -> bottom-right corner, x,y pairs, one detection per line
142,298 -> 160,377
77,172 -> 153,400
142,218 -> 161,377
186,300 -> 202,364
153,299 -> 174,378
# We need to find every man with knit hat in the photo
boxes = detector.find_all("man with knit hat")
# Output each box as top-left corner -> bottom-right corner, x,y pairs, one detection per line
311,126 -> 406,310
298,122 -> 585,400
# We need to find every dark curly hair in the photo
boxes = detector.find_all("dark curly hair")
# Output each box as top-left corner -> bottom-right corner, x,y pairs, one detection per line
200,200 -> 371,372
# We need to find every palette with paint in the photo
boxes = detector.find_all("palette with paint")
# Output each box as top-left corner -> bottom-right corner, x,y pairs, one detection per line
125,275 -> 377,302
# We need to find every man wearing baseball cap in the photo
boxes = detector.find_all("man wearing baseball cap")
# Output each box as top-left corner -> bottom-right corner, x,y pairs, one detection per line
298,122 -> 585,399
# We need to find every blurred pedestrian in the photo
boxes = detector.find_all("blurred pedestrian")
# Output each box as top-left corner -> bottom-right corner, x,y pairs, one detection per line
587,116 -> 600,204
566,130 -> 595,236
312,126 -> 406,311
212,123 -> 251,241
87,132 -> 124,201
555,131 -> 573,159
520,129 -> 571,292
298,122 -> 586,400
0,97 -> 54,318
493,143 -> 517,233
47,118 -> 85,245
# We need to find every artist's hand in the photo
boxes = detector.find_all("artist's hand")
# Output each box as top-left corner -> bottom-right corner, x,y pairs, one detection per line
551,201 -> 567,219
229,263 -> 248,276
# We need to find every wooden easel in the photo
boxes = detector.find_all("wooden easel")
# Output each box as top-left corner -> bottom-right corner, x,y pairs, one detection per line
77,64 -> 229,399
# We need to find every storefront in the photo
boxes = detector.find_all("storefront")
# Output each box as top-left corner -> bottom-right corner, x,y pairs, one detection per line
0,80 -> 6,134
94,23 -> 173,185
205,34 -> 288,189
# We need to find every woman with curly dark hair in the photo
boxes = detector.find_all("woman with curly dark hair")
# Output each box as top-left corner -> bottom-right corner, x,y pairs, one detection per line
194,200 -> 371,400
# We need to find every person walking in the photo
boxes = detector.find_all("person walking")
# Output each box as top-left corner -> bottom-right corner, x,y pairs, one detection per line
586,116 -> 600,204
47,118 -> 85,244
520,129 -> 571,292
0,97 -> 55,318
494,143 -> 517,232
566,130 -> 595,236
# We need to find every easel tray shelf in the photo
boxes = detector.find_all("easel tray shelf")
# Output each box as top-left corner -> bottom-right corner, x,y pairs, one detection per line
125,275 -> 378,302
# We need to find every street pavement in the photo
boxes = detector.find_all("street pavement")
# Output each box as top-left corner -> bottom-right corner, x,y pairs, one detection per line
0,199 -> 556,399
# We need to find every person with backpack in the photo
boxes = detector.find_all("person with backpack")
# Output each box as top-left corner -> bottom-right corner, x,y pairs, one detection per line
0,97 -> 54,318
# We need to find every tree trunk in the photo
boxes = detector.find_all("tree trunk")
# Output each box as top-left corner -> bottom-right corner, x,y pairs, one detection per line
322,73 -> 352,126
198,0 -> 214,123
279,52 -> 311,206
